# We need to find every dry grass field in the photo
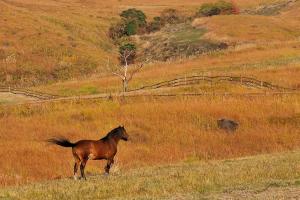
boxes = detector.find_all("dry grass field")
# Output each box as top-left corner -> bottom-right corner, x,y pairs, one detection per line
0,94 -> 299,187
0,150 -> 299,199
0,0 -> 300,198
1,0 -> 299,86
33,40 -> 300,96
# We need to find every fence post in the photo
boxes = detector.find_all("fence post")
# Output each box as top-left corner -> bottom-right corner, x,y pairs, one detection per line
240,75 -> 243,84
8,86 -> 11,93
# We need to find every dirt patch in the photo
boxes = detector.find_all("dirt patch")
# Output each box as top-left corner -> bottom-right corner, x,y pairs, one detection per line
136,23 -> 227,62
0,92 -> 37,104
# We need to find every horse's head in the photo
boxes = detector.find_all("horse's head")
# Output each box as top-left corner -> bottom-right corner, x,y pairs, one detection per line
119,125 -> 129,141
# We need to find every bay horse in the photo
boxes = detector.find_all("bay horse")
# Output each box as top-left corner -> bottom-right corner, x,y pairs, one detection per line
47,126 -> 129,180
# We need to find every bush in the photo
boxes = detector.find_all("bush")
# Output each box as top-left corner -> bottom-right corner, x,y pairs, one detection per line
197,1 -> 237,17
146,17 -> 164,33
108,20 -> 127,40
215,1 -> 235,14
198,3 -> 221,16
109,9 -> 147,39
125,21 -> 139,36
120,8 -> 147,27
119,43 -> 136,65
120,8 -> 147,36
160,9 -> 183,24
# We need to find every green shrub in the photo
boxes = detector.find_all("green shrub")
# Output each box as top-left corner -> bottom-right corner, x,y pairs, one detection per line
197,1 -> 236,17
125,20 -> 139,35
215,0 -> 234,14
120,8 -> 147,27
119,43 -> 136,65
198,3 -> 221,16
146,17 -> 164,33
120,9 -> 147,36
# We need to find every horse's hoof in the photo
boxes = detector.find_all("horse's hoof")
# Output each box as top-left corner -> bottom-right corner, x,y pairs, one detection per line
73,176 -> 79,180
103,172 -> 109,176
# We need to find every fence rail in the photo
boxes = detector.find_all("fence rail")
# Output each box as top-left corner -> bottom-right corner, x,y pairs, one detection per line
129,75 -> 297,92
0,75 -> 298,104
0,87 -> 61,100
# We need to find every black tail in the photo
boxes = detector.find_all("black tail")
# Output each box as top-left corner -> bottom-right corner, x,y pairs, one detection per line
47,137 -> 76,148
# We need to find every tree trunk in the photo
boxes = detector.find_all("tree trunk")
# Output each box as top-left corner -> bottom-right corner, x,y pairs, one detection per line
122,79 -> 128,93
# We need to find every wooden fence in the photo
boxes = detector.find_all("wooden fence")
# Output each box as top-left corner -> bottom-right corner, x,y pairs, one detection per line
0,75 -> 298,104
0,86 -> 61,100
129,75 -> 297,92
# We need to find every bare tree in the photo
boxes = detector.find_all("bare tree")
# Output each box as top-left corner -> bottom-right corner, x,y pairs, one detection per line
107,49 -> 144,92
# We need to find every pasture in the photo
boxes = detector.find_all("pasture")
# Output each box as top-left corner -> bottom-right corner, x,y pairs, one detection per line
0,0 -> 300,198
0,150 -> 299,199
0,94 -> 299,186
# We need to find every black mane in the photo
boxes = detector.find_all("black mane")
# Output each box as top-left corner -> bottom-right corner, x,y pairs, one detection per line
100,126 -> 122,141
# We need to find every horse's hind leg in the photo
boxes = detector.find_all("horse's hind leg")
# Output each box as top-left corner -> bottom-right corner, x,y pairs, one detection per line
73,162 -> 79,180
80,159 -> 88,180
72,152 -> 81,180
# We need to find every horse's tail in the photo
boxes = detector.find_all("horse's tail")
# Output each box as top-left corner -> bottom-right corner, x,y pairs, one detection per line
47,137 -> 76,148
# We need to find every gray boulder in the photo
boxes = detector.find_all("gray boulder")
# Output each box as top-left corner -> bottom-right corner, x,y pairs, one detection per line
217,118 -> 239,132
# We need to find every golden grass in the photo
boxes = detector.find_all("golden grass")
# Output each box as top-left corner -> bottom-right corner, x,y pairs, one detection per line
0,94 -> 299,186
194,16 -> 300,43
0,0 -> 300,191
0,150 -> 299,199
32,40 -> 300,95
1,0 -> 299,86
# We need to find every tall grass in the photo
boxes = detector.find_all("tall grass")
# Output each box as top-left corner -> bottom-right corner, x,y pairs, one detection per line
0,94 -> 299,186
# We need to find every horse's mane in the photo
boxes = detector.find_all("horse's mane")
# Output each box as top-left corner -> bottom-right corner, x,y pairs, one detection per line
100,126 -> 121,141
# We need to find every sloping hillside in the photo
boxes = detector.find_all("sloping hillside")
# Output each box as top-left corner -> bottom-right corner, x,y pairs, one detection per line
193,1 -> 300,43
0,0 -> 116,86
1,0 -> 299,87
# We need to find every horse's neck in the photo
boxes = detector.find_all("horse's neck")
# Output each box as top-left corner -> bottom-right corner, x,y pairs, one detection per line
101,133 -> 121,145
110,135 -> 121,145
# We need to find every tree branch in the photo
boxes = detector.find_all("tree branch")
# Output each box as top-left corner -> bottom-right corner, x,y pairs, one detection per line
112,71 -> 125,80
128,64 -> 144,82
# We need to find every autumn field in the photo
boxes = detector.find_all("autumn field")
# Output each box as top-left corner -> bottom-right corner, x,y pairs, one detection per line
0,0 -> 300,198
0,94 -> 299,187
1,0 -> 300,86
0,150 -> 299,199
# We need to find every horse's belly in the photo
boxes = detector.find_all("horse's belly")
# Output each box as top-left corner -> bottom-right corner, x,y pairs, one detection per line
88,153 -> 98,160
88,153 -> 107,160
88,143 -> 116,160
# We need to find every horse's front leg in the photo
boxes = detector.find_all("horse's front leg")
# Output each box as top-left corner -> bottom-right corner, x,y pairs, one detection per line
104,158 -> 114,175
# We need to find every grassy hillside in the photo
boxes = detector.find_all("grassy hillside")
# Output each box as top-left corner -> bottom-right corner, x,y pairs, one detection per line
32,40 -> 300,96
1,0 -> 299,86
0,0 -> 117,86
0,150 -> 299,199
